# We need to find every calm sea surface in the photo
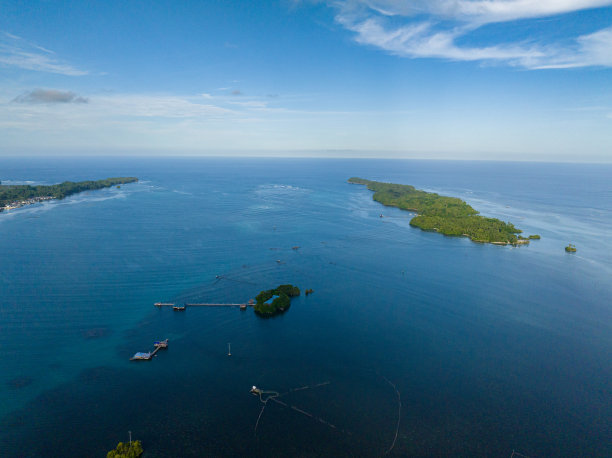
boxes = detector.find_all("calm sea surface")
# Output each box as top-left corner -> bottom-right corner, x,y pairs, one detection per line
0,157 -> 611,457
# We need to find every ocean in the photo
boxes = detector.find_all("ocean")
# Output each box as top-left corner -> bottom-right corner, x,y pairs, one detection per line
0,157 -> 611,457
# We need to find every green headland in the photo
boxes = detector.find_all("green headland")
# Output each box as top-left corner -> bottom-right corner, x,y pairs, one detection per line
0,177 -> 139,212
349,177 -> 535,245
254,284 -> 301,317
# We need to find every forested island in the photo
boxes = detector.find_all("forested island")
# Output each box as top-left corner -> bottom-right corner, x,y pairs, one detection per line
254,284 -> 300,317
349,177 -> 535,245
0,177 -> 138,211
106,440 -> 143,457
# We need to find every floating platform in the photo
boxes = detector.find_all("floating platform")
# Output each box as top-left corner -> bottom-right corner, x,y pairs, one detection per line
154,339 -> 169,348
130,352 -> 152,361
130,339 -> 168,361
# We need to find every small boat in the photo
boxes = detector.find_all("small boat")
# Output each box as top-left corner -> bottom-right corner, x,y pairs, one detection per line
251,385 -> 262,395
173,304 -> 186,311
240,304 -> 247,310
154,339 -> 169,348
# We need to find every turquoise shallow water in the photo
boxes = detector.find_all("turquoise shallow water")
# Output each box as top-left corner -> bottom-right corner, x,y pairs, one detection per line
0,158 -> 611,456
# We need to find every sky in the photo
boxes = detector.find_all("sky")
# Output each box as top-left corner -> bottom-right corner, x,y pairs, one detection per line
1,0 -> 611,161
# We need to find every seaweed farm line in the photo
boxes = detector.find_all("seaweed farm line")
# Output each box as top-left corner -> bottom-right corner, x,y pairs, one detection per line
250,382 -> 338,435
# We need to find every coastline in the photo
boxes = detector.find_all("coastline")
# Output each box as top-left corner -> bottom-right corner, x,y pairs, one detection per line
2,196 -> 55,212
0,177 -> 138,213
349,177 -> 530,246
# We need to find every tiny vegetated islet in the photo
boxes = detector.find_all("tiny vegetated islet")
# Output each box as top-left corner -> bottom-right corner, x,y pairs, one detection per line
106,440 -> 143,458
349,177 -> 538,245
254,284 -> 300,317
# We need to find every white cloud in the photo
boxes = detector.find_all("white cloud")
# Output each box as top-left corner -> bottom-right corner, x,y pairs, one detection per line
354,1 -> 612,23
331,0 -> 612,68
96,94 -> 234,118
0,32 -> 88,76
0,91 -> 289,137
573,26 -> 612,66
13,89 -> 88,104
227,99 -> 270,109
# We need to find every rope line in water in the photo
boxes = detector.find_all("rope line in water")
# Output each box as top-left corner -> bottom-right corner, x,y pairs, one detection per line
253,382 -> 336,435
271,398 -> 288,408
383,377 -> 401,455
254,404 -> 267,433
290,385 -> 311,392
274,398 -> 337,429
290,404 -> 314,418
288,381 -> 330,394
254,390 -> 281,434
217,275 -> 258,286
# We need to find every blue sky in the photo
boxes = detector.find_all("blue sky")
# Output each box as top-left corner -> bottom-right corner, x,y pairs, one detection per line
1,0 -> 611,160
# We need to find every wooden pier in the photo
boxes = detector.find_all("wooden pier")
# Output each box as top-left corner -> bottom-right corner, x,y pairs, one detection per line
186,303 -> 248,307
130,339 -> 168,361
155,302 -> 251,308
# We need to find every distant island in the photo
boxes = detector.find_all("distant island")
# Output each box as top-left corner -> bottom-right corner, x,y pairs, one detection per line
254,284 -> 300,317
0,177 -> 138,212
349,177 -> 537,245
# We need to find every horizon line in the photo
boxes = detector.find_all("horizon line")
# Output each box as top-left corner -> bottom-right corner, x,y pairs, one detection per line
0,152 -> 610,164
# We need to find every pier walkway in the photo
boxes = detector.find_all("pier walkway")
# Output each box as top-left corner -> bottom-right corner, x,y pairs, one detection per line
130,339 -> 168,361
155,302 -> 250,308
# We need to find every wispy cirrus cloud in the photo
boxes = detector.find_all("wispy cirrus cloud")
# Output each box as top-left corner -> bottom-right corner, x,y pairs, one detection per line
0,91 -> 256,131
96,93 -> 235,118
350,0 -> 612,24
329,0 -> 612,68
0,31 -> 88,76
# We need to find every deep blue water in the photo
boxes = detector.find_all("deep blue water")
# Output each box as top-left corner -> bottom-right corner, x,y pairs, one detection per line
0,157 -> 611,457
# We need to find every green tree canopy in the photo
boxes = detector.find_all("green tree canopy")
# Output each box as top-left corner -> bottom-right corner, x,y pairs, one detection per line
106,440 -> 143,458
254,285 -> 300,317
1,177 -> 138,210
349,177 -> 524,245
